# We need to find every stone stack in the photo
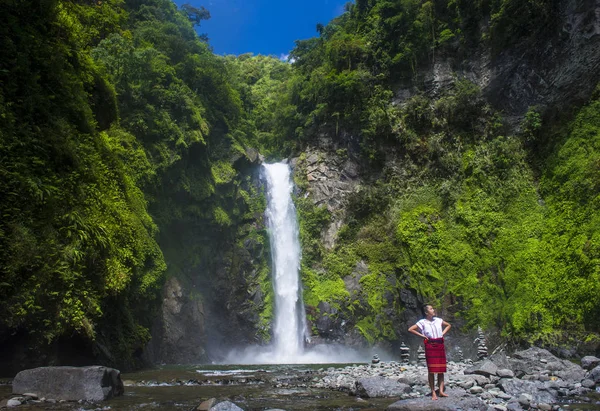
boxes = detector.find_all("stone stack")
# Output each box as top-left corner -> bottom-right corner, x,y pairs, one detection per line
456,348 -> 464,362
400,342 -> 410,364
417,345 -> 426,365
475,327 -> 488,360
372,354 -> 380,364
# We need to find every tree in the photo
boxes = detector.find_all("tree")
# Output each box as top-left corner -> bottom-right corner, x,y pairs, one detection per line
181,3 -> 210,27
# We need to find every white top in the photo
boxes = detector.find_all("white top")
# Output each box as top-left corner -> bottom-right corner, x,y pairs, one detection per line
416,317 -> 444,339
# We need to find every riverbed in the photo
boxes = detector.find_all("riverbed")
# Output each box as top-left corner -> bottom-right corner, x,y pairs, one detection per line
1,362 -> 599,410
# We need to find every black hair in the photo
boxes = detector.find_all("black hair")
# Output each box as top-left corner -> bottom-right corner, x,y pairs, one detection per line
421,304 -> 433,317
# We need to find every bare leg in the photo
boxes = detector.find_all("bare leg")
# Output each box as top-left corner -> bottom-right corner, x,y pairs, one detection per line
428,373 -> 438,400
438,373 -> 448,396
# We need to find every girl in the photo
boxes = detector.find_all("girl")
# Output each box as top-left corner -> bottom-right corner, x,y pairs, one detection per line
408,304 -> 451,400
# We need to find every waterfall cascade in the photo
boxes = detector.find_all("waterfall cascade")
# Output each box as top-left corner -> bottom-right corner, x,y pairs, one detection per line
263,162 -> 309,361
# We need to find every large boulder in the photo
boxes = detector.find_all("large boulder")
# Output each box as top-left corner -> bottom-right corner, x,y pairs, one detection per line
12,366 -> 124,401
508,347 -> 585,381
355,377 -> 412,398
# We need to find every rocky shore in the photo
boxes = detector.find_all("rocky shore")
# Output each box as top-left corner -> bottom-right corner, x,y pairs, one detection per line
313,347 -> 600,410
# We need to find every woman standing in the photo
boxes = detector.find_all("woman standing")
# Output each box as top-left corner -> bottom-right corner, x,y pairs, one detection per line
408,304 -> 451,400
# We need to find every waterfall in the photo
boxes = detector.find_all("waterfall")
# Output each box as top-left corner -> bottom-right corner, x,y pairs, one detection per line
263,162 -> 308,361
221,162 -> 367,364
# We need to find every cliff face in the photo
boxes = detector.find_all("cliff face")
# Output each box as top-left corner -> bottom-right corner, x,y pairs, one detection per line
395,0 -> 600,127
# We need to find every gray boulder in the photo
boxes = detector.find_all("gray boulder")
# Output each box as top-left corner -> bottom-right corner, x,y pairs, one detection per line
508,347 -> 585,381
387,388 -> 487,410
589,365 -> 600,383
581,356 -> 600,371
355,377 -> 411,398
12,366 -> 123,401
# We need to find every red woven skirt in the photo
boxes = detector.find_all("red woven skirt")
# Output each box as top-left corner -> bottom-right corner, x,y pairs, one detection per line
424,338 -> 447,373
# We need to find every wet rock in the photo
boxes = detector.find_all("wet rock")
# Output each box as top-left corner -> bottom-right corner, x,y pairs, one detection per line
355,377 -> 411,398
12,366 -> 124,401
387,388 -> 488,410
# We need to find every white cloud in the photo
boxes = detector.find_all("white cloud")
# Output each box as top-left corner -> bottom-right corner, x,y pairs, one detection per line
279,53 -> 296,63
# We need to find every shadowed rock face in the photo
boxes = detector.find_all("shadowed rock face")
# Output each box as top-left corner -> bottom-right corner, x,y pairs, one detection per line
12,366 -> 124,401
145,276 -> 207,364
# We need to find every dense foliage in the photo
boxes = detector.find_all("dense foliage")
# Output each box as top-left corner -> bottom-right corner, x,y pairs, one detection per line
0,0 -> 597,369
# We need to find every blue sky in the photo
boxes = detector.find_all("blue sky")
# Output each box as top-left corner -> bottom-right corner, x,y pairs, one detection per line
174,0 -> 347,58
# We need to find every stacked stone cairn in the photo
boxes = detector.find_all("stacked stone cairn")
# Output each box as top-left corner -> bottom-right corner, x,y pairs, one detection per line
417,345 -> 426,365
456,347 -> 464,362
371,354 -> 380,364
475,326 -> 488,360
399,342 -> 410,364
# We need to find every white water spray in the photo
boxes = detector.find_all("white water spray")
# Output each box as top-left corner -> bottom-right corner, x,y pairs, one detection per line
222,162 -> 368,364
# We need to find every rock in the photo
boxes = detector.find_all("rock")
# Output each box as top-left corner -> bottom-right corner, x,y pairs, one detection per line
12,366 -> 124,401
7,399 -> 21,407
470,386 -> 484,394
508,347 -> 585,381
589,365 -> 600,383
497,378 -> 555,405
387,388 -> 488,410
506,402 -> 523,411
198,398 -> 218,410
460,380 -> 475,389
581,356 -> 600,370
209,401 -> 244,411
465,360 -> 498,377
355,377 -> 411,398
518,393 -> 532,406
497,369 -> 515,378
581,378 -> 596,388
465,374 -> 491,387
146,276 -> 207,364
